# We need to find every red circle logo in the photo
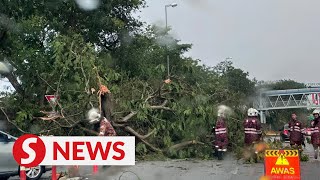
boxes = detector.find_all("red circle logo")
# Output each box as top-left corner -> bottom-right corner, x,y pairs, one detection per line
13,134 -> 46,168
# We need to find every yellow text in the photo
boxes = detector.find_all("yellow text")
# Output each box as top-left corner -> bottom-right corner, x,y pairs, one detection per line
271,167 -> 295,175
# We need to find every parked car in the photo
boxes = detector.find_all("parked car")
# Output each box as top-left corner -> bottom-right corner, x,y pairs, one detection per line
280,124 -> 290,142
0,130 -> 49,180
305,128 -> 312,136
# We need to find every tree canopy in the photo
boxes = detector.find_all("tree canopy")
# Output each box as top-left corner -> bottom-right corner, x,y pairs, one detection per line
0,0 -> 261,159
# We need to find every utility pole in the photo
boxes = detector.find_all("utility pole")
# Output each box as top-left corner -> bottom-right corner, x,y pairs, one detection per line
164,3 -> 177,79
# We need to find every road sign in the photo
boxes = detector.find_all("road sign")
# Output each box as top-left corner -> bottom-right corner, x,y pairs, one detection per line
45,95 -> 60,115
264,149 -> 300,180
45,95 -> 59,105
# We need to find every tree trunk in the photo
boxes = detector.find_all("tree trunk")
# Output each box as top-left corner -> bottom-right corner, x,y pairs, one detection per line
39,85 -> 47,108
100,93 -> 113,121
5,72 -> 24,96
0,30 -> 7,43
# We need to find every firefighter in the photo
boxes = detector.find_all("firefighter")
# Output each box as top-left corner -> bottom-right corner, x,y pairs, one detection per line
288,113 -> 305,152
244,108 -> 262,146
99,117 -> 117,136
98,116 -> 116,169
310,109 -> 320,159
212,109 -> 228,160
243,108 -> 262,162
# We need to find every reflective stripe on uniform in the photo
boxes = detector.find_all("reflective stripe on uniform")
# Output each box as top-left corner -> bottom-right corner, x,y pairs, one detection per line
215,128 -> 227,135
244,128 -> 256,131
245,131 -> 258,134
245,126 -> 260,135
311,127 -> 319,133
216,131 -> 227,134
215,128 -> 226,132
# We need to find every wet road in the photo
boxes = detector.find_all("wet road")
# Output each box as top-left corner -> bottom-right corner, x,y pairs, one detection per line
8,141 -> 320,180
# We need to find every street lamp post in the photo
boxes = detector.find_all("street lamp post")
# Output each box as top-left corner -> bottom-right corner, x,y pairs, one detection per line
165,3 -> 177,79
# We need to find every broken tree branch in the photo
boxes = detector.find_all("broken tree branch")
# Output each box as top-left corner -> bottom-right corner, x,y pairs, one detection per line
168,140 -> 205,151
38,127 -> 62,136
124,126 -> 162,152
144,95 -> 155,103
37,73 -> 56,92
124,126 -> 156,139
139,137 -> 162,152
79,55 -> 91,95
112,122 -> 125,127
150,106 -> 171,111
124,126 -> 145,139
53,120 -> 82,128
150,100 -> 171,111
39,116 -> 62,121
143,128 -> 157,139
116,111 -> 137,123
0,107 -> 28,134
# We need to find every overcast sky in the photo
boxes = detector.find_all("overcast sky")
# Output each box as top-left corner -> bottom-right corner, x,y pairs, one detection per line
135,0 -> 320,83
2,0 -> 320,93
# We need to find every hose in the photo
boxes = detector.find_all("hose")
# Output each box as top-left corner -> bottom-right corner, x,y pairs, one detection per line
118,171 -> 141,180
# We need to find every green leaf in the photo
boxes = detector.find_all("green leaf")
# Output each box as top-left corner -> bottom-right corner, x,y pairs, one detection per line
183,109 -> 192,116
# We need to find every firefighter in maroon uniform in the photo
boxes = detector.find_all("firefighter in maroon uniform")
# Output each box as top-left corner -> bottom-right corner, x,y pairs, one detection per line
99,117 -> 117,136
214,109 -> 228,150
211,109 -> 228,160
310,109 -> 320,159
288,113 -> 305,152
243,108 -> 262,146
243,108 -> 262,162
99,116 -> 116,169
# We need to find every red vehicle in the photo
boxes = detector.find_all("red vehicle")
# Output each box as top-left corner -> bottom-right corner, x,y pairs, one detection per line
305,128 -> 312,136
280,124 -> 290,142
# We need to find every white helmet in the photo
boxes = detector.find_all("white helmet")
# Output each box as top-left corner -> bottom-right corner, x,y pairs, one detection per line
247,108 -> 259,117
217,109 -> 225,117
313,109 -> 320,115
87,108 -> 101,124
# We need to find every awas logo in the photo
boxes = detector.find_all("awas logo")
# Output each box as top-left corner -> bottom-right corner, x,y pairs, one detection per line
13,134 -> 46,168
12,134 -> 135,167
264,149 -> 300,180
271,153 -> 294,174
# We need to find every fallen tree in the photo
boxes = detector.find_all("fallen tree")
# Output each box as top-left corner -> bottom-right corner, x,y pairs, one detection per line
0,1 -> 256,159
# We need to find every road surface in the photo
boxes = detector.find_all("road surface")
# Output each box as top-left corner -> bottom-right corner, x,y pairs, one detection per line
9,141 -> 320,180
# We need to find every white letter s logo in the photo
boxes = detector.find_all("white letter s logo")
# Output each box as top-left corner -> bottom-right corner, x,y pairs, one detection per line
21,138 -> 37,164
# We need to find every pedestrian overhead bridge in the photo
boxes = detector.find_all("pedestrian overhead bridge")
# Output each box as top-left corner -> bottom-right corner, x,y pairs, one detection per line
253,87 -> 320,123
